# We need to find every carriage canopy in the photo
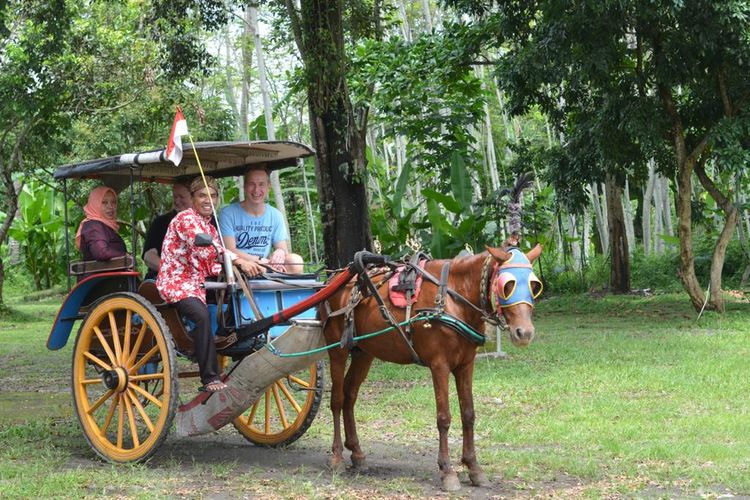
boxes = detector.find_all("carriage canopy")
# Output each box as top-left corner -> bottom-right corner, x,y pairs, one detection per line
53,141 -> 315,185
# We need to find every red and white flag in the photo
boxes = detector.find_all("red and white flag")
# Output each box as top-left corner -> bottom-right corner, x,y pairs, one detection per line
166,107 -> 189,166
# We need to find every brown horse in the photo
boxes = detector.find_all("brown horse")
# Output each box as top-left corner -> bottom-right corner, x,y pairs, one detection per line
320,244 -> 542,491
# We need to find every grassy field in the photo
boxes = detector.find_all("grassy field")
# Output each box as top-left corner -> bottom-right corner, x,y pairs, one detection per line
1,290 -> 749,498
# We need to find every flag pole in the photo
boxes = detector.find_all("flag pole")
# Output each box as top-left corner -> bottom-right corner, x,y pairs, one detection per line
186,133 -> 226,247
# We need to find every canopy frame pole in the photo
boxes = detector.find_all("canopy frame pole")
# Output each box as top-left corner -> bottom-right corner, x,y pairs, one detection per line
63,178 -> 71,292
129,167 -> 137,281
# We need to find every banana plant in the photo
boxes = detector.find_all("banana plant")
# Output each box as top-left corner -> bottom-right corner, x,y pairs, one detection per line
8,181 -> 68,290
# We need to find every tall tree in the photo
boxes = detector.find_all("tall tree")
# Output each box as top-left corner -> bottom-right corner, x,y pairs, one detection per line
447,0 -> 750,310
282,0 -> 376,268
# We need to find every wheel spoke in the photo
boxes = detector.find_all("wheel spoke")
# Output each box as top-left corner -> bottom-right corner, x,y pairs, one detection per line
117,394 -> 125,448
122,391 -> 140,448
83,351 -> 111,371
128,388 -> 155,433
125,322 -> 148,367
277,379 -> 303,413
81,378 -> 102,385
122,309 -> 132,365
87,389 -> 115,415
272,383 -> 289,429
101,394 -> 119,436
245,399 -> 260,426
264,390 -> 271,434
288,374 -> 311,388
93,326 -> 117,367
128,382 -> 163,409
129,373 -> 164,382
108,312 -> 123,364
129,345 -> 160,375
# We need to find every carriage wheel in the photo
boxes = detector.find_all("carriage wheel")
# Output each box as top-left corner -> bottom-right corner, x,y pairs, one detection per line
232,360 -> 324,447
72,292 -> 178,463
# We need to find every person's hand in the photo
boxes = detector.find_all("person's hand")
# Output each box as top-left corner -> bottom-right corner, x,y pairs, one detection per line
238,258 -> 264,277
268,248 -> 286,272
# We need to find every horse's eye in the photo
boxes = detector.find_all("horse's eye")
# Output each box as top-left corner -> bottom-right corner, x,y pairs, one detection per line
529,276 -> 543,299
502,278 -> 516,300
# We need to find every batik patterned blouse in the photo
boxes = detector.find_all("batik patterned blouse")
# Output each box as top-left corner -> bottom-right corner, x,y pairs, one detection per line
156,208 -> 235,304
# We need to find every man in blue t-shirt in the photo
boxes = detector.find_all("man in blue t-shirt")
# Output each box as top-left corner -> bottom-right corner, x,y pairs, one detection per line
219,166 -> 304,273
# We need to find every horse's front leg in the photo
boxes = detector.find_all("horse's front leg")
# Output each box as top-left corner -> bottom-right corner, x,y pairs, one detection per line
431,364 -> 461,491
454,360 -> 487,487
328,347 -> 349,472
342,349 -> 374,469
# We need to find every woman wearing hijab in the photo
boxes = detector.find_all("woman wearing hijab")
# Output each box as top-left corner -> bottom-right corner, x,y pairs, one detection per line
75,186 -> 127,261
157,176 -> 263,393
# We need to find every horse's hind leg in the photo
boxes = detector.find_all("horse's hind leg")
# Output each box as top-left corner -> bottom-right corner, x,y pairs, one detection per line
454,361 -> 487,487
328,345 -> 349,472
431,363 -> 461,491
342,349 -> 374,469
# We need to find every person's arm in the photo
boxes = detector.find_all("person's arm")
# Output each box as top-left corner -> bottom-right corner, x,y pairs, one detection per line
143,248 -> 160,272
267,241 -> 289,268
82,222 -> 126,261
234,255 -> 265,277
142,215 -> 167,272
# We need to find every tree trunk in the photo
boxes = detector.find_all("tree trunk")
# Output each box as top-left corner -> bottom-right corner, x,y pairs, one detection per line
656,80 -> 708,310
605,174 -> 630,293
286,0 -> 373,268
250,6 -> 293,252
239,6 -> 253,140
642,159 -> 656,255
590,182 -> 608,255
623,178 -> 635,255
695,160 -> 738,312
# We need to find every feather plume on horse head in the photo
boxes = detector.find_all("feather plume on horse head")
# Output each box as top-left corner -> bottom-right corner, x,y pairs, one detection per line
498,172 -> 534,247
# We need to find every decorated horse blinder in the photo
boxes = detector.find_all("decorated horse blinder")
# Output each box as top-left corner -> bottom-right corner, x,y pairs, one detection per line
492,247 -> 543,308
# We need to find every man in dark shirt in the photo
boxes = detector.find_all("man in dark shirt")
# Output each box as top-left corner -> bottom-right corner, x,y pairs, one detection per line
142,181 -> 192,280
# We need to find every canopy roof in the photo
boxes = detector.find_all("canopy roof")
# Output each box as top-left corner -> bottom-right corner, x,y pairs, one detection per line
53,141 -> 315,185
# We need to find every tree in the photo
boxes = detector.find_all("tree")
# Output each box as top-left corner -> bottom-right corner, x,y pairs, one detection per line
281,0 -> 377,268
0,0 -> 235,304
447,0 -> 750,309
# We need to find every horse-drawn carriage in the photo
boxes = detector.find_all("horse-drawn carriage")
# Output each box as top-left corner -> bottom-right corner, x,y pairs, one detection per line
48,140 -> 543,491
46,141 -> 372,462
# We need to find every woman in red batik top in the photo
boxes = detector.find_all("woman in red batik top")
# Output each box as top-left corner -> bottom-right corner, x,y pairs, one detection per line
157,176 -> 262,393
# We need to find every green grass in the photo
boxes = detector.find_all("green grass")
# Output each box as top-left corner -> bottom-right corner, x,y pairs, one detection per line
1,290 -> 750,497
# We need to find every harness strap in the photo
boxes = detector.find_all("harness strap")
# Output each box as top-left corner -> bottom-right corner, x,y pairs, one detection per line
356,263 -> 425,366
413,262 -> 493,322
434,262 -> 451,313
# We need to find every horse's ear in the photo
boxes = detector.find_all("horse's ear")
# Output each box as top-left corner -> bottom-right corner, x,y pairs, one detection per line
526,244 -> 542,263
485,245 -> 511,263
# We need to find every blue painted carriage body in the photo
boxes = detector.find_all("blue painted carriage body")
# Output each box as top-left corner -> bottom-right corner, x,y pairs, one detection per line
48,273 -> 321,350
47,272 -> 140,351
207,285 -> 319,338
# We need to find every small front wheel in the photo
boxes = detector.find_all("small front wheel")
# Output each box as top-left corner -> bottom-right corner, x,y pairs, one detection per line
71,292 -> 178,463
232,360 -> 324,447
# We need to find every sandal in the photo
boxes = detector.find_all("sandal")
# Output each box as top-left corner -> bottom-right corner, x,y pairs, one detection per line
199,380 -> 227,393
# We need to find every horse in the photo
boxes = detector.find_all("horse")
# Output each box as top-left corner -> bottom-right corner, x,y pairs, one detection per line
319,243 -> 543,491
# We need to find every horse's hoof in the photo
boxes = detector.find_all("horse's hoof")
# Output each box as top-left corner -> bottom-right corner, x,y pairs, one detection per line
329,457 -> 346,473
351,455 -> 368,471
441,473 -> 461,491
469,470 -> 488,487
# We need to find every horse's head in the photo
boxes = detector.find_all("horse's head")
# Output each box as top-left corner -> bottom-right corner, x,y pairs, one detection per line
486,244 -> 543,347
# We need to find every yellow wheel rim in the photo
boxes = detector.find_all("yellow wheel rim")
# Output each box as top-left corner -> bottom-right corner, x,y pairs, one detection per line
233,361 -> 322,446
72,294 -> 177,462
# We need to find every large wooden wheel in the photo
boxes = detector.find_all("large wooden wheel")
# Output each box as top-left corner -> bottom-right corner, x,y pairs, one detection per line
72,292 -> 178,463
232,360 -> 324,446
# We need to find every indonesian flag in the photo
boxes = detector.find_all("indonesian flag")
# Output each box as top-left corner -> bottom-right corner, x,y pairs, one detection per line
166,107 -> 189,166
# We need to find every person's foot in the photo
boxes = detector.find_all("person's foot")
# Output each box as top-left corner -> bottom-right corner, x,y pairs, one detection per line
199,380 -> 227,393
